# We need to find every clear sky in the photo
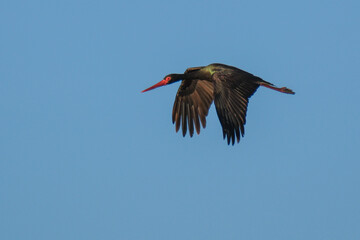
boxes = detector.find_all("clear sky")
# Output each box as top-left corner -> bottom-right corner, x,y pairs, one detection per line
1,0 -> 360,239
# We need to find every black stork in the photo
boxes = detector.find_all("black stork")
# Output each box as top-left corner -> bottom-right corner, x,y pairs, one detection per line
142,63 -> 295,145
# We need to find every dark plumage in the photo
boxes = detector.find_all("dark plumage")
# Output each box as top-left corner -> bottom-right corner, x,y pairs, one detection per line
142,63 -> 295,145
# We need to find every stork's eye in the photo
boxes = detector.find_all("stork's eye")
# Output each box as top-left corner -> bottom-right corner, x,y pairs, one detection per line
165,76 -> 171,82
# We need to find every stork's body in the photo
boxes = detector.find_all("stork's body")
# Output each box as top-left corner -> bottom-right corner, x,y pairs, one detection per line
142,63 -> 294,145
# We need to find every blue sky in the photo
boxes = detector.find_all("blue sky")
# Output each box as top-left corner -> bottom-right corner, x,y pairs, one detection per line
1,0 -> 360,239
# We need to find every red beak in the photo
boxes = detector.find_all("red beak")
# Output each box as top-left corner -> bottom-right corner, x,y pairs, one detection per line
141,79 -> 168,93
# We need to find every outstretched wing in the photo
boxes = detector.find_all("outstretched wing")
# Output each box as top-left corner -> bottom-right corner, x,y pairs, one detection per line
213,72 -> 259,145
172,79 -> 214,137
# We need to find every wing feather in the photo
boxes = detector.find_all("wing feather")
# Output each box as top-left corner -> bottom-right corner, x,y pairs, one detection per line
181,101 -> 187,136
213,72 -> 259,145
172,80 -> 214,137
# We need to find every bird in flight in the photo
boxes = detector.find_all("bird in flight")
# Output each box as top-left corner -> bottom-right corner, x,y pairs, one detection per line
142,63 -> 295,145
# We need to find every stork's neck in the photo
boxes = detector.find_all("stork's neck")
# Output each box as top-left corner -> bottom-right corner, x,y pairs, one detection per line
168,74 -> 184,84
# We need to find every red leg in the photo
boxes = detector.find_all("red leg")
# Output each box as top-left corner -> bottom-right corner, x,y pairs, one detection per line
259,82 -> 295,94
